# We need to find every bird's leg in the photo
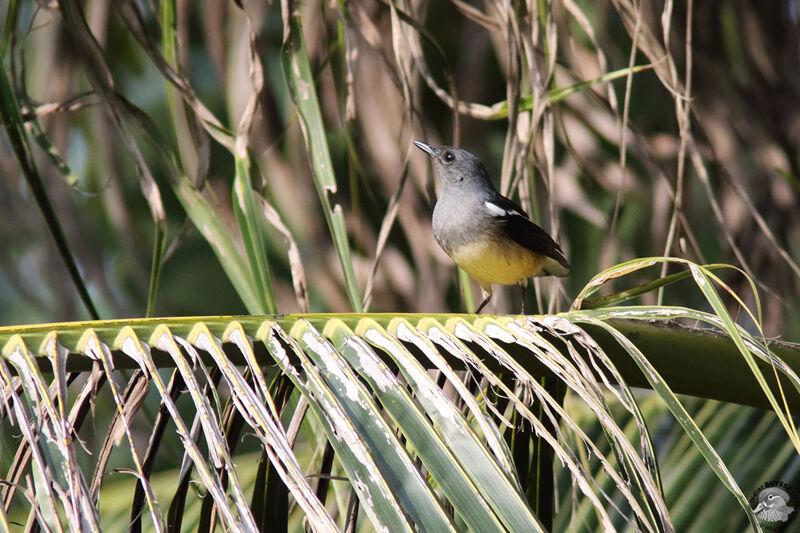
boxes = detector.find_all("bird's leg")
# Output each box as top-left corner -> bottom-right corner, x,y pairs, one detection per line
518,278 -> 530,315
474,287 -> 492,314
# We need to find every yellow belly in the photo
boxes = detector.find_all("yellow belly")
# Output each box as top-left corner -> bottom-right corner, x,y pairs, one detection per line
449,237 -> 546,289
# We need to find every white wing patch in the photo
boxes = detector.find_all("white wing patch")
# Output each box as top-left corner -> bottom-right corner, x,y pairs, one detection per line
484,200 -> 521,218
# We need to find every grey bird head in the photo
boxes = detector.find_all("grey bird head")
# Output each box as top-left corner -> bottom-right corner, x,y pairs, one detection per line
754,488 -> 795,522
413,141 -> 495,192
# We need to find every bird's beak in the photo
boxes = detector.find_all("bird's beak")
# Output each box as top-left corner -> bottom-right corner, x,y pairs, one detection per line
413,140 -> 435,157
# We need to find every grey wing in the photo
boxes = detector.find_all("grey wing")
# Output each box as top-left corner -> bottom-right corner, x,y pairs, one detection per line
486,196 -> 571,276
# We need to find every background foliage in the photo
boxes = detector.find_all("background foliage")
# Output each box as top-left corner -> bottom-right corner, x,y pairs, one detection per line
1,0 -> 800,531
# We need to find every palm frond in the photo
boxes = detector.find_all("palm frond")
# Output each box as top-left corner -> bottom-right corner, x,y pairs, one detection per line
2,306 -> 797,530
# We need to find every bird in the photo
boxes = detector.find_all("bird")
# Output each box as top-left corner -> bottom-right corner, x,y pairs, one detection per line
753,487 -> 795,522
414,140 -> 570,314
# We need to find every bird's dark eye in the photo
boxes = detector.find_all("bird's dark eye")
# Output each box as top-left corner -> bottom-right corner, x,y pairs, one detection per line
443,151 -> 455,163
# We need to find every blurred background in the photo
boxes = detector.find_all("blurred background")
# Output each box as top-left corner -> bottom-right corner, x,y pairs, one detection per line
1,1 -> 799,332
2,1 -> 800,530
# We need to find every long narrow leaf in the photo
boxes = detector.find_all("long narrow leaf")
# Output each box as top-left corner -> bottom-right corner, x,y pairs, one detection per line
262,323 -> 415,531
292,320 -> 457,532
358,318 -> 547,532
570,316 -> 763,532
324,319 -> 507,532
232,155 -> 276,314
281,11 -> 362,311
0,61 -> 99,319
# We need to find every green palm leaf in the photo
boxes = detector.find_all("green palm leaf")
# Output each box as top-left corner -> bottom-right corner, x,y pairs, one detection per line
2,304 -> 797,531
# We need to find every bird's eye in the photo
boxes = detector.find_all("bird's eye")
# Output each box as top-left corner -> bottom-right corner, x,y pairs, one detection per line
443,151 -> 455,163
